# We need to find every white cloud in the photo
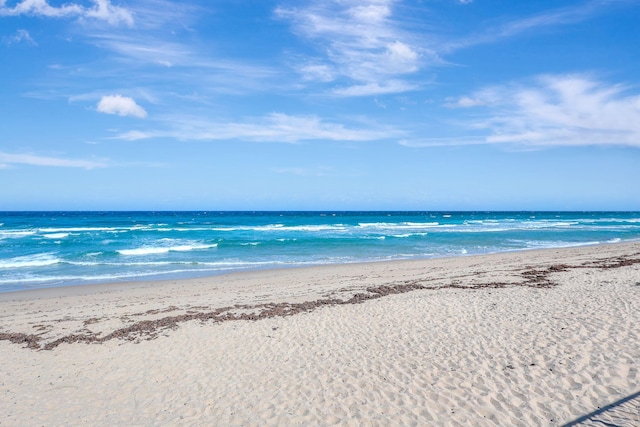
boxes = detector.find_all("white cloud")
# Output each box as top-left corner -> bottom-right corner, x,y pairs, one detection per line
114,112 -> 400,143
386,41 -> 418,71
276,0 -> 425,96
444,96 -> 487,108
297,63 -> 336,82
332,80 -> 418,97
97,95 -> 147,118
0,0 -> 82,18
2,28 -> 36,45
451,75 -> 640,147
348,3 -> 391,23
0,0 -> 133,26
0,151 -> 108,169
83,0 -> 133,26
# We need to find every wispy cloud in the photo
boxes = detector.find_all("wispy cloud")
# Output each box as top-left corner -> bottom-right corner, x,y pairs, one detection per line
7,2 -> 284,137
276,0 -> 430,96
2,28 -> 36,45
88,32 -> 192,67
275,0 -> 626,97
122,0 -> 200,30
0,0 -> 133,26
114,112 -> 401,143
95,32 -> 275,74
275,0 -> 617,95
332,80 -> 418,97
443,87 -> 503,108
82,30 -> 279,94
0,151 -> 108,169
445,0 -> 628,51
97,95 -> 147,118
442,75 -> 640,147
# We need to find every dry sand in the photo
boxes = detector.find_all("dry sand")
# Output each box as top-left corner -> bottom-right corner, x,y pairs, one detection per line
1,242 -> 640,426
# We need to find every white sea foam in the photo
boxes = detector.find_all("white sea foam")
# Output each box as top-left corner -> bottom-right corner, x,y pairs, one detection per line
38,227 -> 122,233
69,260 -> 208,267
0,253 -> 60,269
358,222 -> 439,230
34,225 -> 157,234
541,221 -> 578,227
579,217 -> 640,224
277,225 -> 346,232
387,232 -> 429,238
0,230 -> 37,239
0,269 -> 218,285
118,243 -> 218,256
118,247 -> 168,256
215,224 -> 288,232
517,240 -> 603,249
436,220 -> 587,234
158,224 -> 351,233
195,260 -> 290,267
205,224 -> 348,233
402,222 -> 440,227
43,233 -> 70,239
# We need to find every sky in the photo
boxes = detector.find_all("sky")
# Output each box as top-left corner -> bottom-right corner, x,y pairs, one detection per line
1,0 -> 640,211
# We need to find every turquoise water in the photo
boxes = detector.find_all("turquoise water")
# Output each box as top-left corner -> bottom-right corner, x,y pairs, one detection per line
1,211 -> 639,292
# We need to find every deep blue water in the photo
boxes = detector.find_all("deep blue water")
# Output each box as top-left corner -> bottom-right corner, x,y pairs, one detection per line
1,211 -> 639,292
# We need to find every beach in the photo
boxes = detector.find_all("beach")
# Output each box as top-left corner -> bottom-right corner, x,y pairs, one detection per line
1,242 -> 639,426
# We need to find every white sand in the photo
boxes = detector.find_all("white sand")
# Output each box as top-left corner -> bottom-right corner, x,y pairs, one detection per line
1,243 -> 639,426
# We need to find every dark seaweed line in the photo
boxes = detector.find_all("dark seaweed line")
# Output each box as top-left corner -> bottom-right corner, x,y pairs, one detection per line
2,255 -> 639,351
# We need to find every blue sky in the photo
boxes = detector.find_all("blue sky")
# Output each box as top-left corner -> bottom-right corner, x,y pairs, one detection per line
1,0 -> 639,210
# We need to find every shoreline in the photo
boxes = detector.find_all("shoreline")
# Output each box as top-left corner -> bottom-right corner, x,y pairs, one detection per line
3,210 -> 640,295
2,241 -> 639,425
1,239 -> 636,301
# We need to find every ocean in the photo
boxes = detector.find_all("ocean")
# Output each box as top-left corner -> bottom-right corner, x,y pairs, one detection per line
1,211 -> 639,293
